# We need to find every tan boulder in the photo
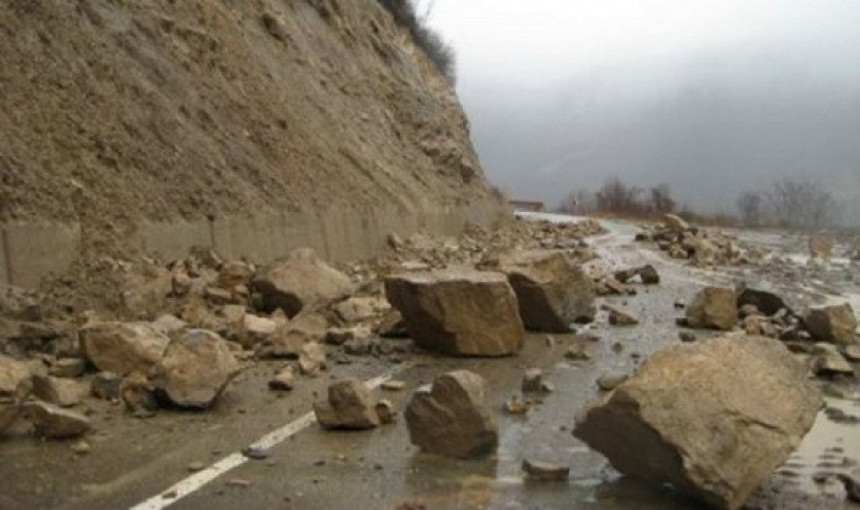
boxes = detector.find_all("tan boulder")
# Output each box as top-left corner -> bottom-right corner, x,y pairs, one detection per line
150,330 -> 241,408
498,250 -> 595,332
32,375 -> 90,408
404,370 -> 498,458
686,287 -> 738,330
79,322 -> 170,376
313,378 -> 380,430
574,335 -> 820,509
804,303 -> 857,346
385,269 -> 524,357
24,401 -> 91,439
663,214 -> 691,232
251,248 -> 354,318
0,355 -> 31,398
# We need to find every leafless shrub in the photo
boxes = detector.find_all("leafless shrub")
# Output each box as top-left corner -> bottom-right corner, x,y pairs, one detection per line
736,191 -> 764,227
377,0 -> 457,84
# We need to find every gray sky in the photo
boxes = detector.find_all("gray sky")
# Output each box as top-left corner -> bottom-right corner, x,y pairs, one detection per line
421,1 -> 860,220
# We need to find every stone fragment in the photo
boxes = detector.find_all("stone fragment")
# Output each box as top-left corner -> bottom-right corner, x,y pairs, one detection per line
605,306 -> 639,327
251,248 -> 354,317
522,459 -> 570,481
596,371 -> 628,391
24,401 -> 91,439
32,375 -> 89,407
844,344 -> 860,362
79,322 -> 170,376
405,370 -> 498,458
737,288 -> 789,317
522,369 -> 543,392
574,335 -> 821,509
268,367 -> 294,391
812,344 -> 855,377
332,297 -> 386,324
804,303 -> 857,346
678,331 -> 697,343
91,371 -> 122,400
150,330 -> 241,408
120,372 -> 158,416
385,269 -> 524,357
498,250 -> 595,332
376,310 -> 409,338
49,358 -> 86,379
381,380 -> 406,392
298,342 -> 326,376
504,396 -> 530,415
686,287 -> 738,330
216,261 -> 254,289
663,214 -> 691,232
313,378 -> 380,430
0,355 -> 32,398
376,399 -> 396,424
241,314 -> 277,347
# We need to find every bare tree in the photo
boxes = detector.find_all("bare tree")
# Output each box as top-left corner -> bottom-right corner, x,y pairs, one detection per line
649,183 -> 676,214
556,189 -> 596,215
736,191 -> 763,227
765,178 -> 835,230
595,176 -> 644,215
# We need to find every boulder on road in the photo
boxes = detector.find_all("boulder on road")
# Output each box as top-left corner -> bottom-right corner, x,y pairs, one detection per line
32,375 -> 90,408
499,250 -> 595,332
736,287 -> 790,317
24,401 -> 91,439
251,248 -> 354,318
385,269 -> 524,357
804,303 -> 857,346
79,322 -> 170,376
404,370 -> 498,458
150,330 -> 241,408
686,287 -> 738,330
574,335 -> 821,509
313,378 -> 380,430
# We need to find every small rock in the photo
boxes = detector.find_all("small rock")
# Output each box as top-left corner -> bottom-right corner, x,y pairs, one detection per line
314,378 -> 380,430
298,342 -> 326,376
805,303 -> 857,346
91,371 -> 122,400
71,439 -> 91,455
32,375 -> 90,407
678,331 -> 698,343
844,344 -> 860,362
504,396 -> 530,415
565,345 -> 591,360
24,401 -> 91,439
268,367 -> 294,391
376,399 -> 396,424
120,372 -> 158,417
522,459 -> 570,481
241,445 -> 271,460
49,358 -> 86,379
522,369 -> 543,392
404,370 -> 498,458
188,461 -> 206,472
596,371 -> 628,391
686,287 -> 738,330
604,305 -> 639,327
381,380 -> 406,392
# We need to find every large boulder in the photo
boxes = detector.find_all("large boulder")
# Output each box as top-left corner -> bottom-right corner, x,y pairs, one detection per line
24,401 -> 91,439
79,322 -> 170,376
313,378 -> 380,430
686,287 -> 738,330
404,370 -> 498,458
150,329 -> 241,408
663,214 -> 691,232
251,248 -> 354,318
498,250 -> 595,332
574,335 -> 821,509
804,303 -> 857,346
385,269 -> 524,357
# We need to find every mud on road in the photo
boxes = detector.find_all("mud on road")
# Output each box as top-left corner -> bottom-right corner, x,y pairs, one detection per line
1,215 -> 858,509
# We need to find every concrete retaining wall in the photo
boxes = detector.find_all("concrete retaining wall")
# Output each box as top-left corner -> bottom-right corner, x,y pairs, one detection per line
0,201 -> 506,289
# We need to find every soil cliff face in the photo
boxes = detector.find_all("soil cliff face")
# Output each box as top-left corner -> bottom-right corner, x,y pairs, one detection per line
0,0 -> 502,236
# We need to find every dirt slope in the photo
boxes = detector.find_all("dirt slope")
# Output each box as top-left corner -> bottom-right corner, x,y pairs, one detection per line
0,0 -> 501,228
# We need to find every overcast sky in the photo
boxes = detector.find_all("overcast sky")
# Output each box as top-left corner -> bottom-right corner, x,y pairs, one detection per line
421,1 -> 860,219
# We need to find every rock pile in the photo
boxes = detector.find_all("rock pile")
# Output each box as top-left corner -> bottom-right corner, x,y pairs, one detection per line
635,214 -> 761,267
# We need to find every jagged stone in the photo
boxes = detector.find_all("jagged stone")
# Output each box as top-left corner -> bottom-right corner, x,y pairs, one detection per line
24,402 -> 91,439
385,269 -> 524,357
574,335 -> 821,509
686,287 -> 738,330
804,303 -> 857,346
32,375 -> 89,408
298,342 -> 326,376
404,370 -> 498,458
498,250 -> 595,332
0,355 -> 32,398
313,378 -> 380,430
150,330 -> 241,408
251,248 -> 354,318
79,322 -> 170,376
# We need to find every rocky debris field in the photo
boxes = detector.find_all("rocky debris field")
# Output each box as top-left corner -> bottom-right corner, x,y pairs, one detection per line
1,215 -> 859,509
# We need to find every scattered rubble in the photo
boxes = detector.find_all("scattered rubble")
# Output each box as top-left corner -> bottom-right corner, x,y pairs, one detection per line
405,370 -> 498,458
635,214 -> 761,267
385,269 -> 524,357
575,335 -> 821,509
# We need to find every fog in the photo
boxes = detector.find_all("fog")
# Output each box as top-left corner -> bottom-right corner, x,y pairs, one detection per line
423,1 -> 860,222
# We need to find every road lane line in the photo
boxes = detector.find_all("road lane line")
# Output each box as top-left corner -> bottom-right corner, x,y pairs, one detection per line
130,364 -> 411,510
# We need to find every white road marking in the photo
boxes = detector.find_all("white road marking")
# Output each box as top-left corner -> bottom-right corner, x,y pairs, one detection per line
130,365 -> 410,510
